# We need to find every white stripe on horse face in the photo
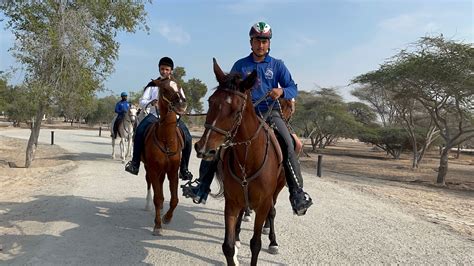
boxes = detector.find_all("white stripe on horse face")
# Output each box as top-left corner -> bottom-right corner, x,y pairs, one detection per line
225,96 -> 232,104
201,118 -> 217,153
169,81 -> 179,93
179,88 -> 186,99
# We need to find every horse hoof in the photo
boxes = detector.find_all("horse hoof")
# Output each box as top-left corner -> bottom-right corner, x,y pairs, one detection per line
268,245 -> 279,254
235,241 -> 241,249
243,215 -> 252,222
262,227 -> 270,235
162,216 -> 171,224
152,228 -> 163,236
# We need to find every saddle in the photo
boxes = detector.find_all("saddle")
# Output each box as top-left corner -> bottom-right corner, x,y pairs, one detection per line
217,118 -> 283,178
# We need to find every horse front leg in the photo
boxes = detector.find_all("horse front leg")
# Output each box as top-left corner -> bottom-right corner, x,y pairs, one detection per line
150,169 -> 165,236
120,138 -> 126,163
111,138 -> 115,159
162,164 -> 179,224
126,135 -> 132,159
223,203 -> 240,266
235,209 -> 245,249
145,177 -> 152,211
250,200 -> 272,266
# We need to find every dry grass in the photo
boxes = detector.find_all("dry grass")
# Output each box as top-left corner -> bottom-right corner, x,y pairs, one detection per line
299,139 -> 474,240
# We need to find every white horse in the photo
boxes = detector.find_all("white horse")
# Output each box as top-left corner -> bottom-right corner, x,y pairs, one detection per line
111,106 -> 137,163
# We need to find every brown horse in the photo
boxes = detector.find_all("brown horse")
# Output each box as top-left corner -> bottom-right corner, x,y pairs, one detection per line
142,76 -> 187,236
195,59 -> 286,265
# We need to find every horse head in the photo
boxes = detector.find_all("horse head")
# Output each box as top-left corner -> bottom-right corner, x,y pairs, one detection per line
150,77 -> 187,116
195,58 -> 257,160
128,105 -> 138,123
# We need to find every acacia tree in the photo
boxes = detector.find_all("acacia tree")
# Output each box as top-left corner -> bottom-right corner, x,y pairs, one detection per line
292,89 -> 361,151
351,84 -> 398,126
1,1 -> 148,167
353,69 -> 440,168
354,36 -> 473,184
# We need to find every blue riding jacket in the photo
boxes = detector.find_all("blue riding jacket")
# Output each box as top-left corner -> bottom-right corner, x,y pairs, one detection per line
115,100 -> 130,114
230,53 -> 298,114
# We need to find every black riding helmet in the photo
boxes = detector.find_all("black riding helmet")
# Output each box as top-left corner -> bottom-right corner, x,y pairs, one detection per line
159,56 -> 174,69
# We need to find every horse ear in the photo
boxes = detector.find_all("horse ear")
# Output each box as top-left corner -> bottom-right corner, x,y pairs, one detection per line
240,70 -> 257,91
213,58 -> 226,84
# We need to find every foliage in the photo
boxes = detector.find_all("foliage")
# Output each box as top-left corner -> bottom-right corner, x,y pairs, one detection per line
358,126 -> 410,159
291,89 -> 363,150
171,66 -> 208,114
86,95 -> 116,126
347,101 -> 378,126
0,0 -> 148,167
352,35 -> 473,183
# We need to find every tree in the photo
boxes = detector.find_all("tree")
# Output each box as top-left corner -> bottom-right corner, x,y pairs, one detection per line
351,84 -> 398,126
185,78 -> 207,113
347,101 -> 378,126
292,89 -> 362,151
353,35 -> 473,184
1,1 -> 148,167
172,66 -> 208,114
86,95 -> 116,127
358,126 -> 411,159
353,69 -> 440,168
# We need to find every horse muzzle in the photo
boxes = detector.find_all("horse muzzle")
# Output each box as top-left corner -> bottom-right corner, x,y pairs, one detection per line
194,142 -> 217,161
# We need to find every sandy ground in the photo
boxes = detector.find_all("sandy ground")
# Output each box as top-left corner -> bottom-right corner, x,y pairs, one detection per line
0,128 -> 473,264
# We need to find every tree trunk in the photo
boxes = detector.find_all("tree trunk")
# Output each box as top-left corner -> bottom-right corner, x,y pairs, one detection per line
436,146 -> 450,185
455,145 -> 460,159
25,105 -> 44,168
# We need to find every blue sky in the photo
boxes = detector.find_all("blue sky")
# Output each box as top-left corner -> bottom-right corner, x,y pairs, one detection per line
1,0 -> 472,105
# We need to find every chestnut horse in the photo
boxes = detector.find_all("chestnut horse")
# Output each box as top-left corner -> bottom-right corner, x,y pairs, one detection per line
141,77 -> 187,236
195,59 -> 286,265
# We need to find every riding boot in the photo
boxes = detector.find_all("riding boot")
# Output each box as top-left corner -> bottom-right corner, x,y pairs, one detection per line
181,159 -> 217,204
178,120 -> 193,181
284,158 -> 313,216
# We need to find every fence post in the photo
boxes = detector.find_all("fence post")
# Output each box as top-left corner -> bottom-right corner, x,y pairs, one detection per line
99,126 -> 102,137
317,155 -> 323,177
51,131 -> 54,145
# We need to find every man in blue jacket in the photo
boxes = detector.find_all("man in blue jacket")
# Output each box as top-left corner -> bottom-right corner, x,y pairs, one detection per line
113,92 -> 130,138
182,22 -> 313,216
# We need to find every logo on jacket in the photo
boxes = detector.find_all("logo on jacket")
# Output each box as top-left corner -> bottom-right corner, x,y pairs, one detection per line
265,68 -> 273,79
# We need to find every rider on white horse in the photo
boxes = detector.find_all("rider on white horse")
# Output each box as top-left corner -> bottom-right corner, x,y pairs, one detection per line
112,92 -> 131,138
125,57 -> 194,181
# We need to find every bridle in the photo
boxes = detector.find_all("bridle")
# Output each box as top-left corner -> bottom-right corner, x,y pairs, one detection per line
203,88 -> 248,147
159,90 -> 184,117
203,88 -> 273,210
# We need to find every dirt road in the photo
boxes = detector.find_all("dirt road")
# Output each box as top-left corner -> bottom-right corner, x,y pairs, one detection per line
0,128 -> 472,264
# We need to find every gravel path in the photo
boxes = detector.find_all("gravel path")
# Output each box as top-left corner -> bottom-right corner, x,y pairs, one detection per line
0,128 -> 473,265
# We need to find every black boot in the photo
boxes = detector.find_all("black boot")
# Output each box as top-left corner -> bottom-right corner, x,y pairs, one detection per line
179,169 -> 193,181
181,160 -> 216,204
284,160 -> 313,216
125,160 -> 140,175
289,188 -> 313,216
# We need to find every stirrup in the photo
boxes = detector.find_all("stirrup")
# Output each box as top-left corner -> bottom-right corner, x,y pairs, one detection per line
180,179 -> 200,189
